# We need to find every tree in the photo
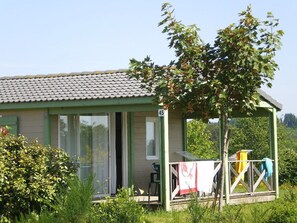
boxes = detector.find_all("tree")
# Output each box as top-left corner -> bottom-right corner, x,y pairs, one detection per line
275,120 -> 297,185
128,2 -> 283,211
230,117 -> 297,185
229,117 -> 270,159
283,113 -> 297,129
187,119 -> 218,159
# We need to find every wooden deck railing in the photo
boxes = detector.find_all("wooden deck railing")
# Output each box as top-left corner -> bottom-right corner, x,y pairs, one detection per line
169,160 -> 275,201
228,160 -> 274,196
169,161 -> 222,200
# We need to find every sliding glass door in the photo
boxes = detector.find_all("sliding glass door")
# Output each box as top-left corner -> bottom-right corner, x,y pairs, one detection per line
59,114 -> 110,196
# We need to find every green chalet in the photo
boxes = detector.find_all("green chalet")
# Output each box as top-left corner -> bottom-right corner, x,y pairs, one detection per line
0,70 -> 282,210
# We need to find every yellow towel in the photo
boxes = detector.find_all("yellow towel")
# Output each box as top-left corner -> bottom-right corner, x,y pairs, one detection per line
235,150 -> 248,181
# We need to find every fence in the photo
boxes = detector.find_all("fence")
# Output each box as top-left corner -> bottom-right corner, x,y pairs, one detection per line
169,159 -> 275,201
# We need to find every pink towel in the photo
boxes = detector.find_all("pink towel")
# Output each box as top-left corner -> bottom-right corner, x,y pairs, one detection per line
178,162 -> 197,195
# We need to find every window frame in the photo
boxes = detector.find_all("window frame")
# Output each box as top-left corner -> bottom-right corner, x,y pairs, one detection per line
145,117 -> 159,160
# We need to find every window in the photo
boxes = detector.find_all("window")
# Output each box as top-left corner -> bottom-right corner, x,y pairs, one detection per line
59,114 -> 110,195
0,116 -> 18,135
146,117 -> 159,160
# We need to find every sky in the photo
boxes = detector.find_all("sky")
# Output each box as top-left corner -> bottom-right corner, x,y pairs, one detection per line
0,1 -> 296,116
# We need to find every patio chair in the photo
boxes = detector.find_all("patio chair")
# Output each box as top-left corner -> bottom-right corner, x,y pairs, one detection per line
148,162 -> 160,203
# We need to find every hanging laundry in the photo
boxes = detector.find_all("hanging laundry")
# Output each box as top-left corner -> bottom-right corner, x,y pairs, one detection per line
178,161 -> 197,195
260,158 -> 273,181
235,150 -> 248,181
197,161 -> 214,194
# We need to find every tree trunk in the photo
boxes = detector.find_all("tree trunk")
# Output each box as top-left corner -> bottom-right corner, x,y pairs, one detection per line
218,113 -> 230,212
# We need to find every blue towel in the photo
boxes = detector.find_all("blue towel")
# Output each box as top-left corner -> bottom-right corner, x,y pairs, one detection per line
260,158 -> 273,180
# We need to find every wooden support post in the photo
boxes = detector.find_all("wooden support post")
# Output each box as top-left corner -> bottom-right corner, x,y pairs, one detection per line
182,118 -> 188,154
159,109 -> 170,211
269,108 -> 279,198
127,112 -> 135,189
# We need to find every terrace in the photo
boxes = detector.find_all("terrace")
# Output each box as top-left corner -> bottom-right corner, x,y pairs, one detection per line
137,158 -> 276,209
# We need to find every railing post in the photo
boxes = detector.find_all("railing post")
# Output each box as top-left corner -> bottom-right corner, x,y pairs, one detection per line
249,161 -> 253,193
169,163 -> 172,200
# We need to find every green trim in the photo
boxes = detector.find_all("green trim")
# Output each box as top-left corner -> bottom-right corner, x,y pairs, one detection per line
127,112 -> 135,188
185,99 -> 277,119
259,101 -> 274,109
49,104 -> 159,115
159,109 -> 170,211
44,109 -> 51,146
159,115 -> 165,205
269,108 -> 279,198
0,97 -> 155,110
182,118 -> 187,156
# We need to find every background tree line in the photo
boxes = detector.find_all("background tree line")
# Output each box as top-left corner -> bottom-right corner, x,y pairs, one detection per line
187,113 -> 297,185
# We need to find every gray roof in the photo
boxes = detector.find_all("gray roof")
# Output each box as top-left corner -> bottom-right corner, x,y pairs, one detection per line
258,89 -> 282,111
0,70 -> 153,104
0,69 -> 282,111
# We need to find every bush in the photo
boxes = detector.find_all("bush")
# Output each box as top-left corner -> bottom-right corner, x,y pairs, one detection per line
263,185 -> 297,223
90,188 -> 145,223
17,176 -> 94,223
17,180 -> 144,223
57,176 -> 94,223
187,195 -> 213,223
278,147 -> 297,185
0,133 -> 77,221
187,195 -> 245,223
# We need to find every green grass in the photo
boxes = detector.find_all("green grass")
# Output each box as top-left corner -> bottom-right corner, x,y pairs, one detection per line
143,185 -> 297,223
143,209 -> 189,223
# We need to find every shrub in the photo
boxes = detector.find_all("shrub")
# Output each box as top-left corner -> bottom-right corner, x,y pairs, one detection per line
90,188 -> 145,223
17,181 -> 144,223
16,176 -> 94,223
187,195 -> 213,223
188,194 -> 245,223
263,185 -> 297,223
0,133 -> 77,221
278,147 -> 297,185
57,176 -> 94,223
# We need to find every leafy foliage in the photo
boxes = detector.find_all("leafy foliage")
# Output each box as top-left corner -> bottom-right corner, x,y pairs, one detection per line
0,133 -> 77,222
262,185 -> 297,223
186,185 -> 297,223
18,186 -> 145,223
57,176 -> 94,223
187,120 -> 218,159
90,188 -> 145,223
278,147 -> 297,185
128,3 -> 283,120
229,117 -> 297,185
229,117 -> 270,159
282,113 -> 297,129
17,176 -> 94,223
188,195 -> 213,223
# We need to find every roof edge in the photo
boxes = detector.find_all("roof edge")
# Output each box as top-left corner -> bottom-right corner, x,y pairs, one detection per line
0,68 -> 129,80
258,89 -> 282,111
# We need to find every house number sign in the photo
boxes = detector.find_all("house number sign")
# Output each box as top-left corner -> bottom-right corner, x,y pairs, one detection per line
158,109 -> 165,117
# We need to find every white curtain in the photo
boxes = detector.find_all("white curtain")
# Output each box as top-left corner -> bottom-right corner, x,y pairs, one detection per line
59,114 -> 110,195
